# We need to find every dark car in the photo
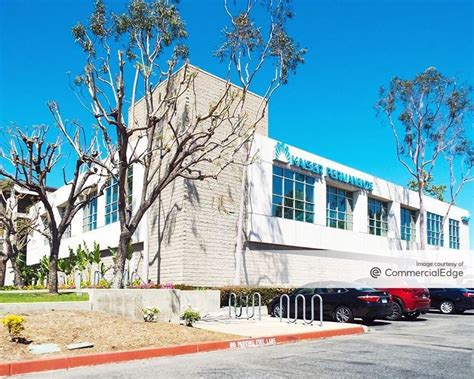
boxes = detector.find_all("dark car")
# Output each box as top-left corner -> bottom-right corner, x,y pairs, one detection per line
268,283 -> 393,323
428,288 -> 474,314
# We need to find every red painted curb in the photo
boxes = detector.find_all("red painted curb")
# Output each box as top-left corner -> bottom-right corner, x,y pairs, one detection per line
0,326 -> 365,376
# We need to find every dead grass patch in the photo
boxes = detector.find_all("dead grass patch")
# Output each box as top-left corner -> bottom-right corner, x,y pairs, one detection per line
0,310 -> 240,362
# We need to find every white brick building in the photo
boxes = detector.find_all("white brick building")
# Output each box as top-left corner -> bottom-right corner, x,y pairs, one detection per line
17,66 -> 470,287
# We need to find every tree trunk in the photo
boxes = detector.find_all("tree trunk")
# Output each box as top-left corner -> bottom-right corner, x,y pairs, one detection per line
418,186 -> 426,250
111,232 -> 133,288
10,257 -> 25,287
0,258 -> 7,287
48,241 -> 60,294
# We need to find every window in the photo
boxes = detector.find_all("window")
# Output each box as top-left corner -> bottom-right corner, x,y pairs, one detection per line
401,207 -> 416,242
272,165 -> 315,223
326,186 -> 353,230
368,198 -> 388,236
449,219 -> 460,249
58,206 -> 71,238
427,212 -> 444,246
83,194 -> 98,232
105,178 -> 119,225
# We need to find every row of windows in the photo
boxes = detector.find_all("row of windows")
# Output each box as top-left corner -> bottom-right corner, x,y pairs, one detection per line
271,165 -> 462,248
61,170 -> 134,238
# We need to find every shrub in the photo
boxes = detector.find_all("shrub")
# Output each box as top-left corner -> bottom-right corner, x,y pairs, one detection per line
219,286 -> 294,307
95,279 -> 111,289
182,308 -> 201,327
2,314 -> 25,342
0,286 -> 17,291
142,307 -> 160,322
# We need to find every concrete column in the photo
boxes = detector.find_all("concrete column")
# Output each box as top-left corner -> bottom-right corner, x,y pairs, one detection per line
314,177 -> 326,227
388,201 -> 400,239
353,190 -> 367,234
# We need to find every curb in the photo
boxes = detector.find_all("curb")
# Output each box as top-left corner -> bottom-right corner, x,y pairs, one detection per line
0,326 -> 366,376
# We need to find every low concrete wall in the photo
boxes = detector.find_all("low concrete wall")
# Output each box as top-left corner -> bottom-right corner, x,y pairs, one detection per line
0,289 -> 221,324
179,290 -> 220,315
88,289 -> 181,323
0,301 -> 92,315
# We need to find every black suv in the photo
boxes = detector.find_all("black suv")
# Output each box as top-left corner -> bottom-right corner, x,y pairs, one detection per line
428,288 -> 474,314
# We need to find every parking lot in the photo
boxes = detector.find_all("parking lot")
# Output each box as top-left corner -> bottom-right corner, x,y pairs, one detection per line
14,310 -> 473,379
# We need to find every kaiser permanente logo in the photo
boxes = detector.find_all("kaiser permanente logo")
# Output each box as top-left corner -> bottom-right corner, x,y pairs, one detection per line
274,141 -> 374,191
274,141 -> 323,175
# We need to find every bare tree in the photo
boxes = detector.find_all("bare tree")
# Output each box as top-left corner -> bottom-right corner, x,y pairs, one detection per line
69,0 -> 306,287
376,67 -> 473,249
0,181 -> 36,286
0,121 -> 104,293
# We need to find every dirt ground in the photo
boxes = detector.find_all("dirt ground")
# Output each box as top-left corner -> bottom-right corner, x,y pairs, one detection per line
0,311 -> 241,362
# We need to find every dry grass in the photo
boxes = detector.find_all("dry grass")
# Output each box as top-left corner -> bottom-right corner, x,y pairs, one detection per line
0,311 -> 241,362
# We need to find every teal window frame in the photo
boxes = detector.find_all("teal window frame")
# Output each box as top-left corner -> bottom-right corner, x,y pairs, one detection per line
272,165 -> 315,223
83,194 -> 98,232
105,179 -> 119,225
427,212 -> 444,246
448,219 -> 460,249
326,186 -> 353,230
368,198 -> 389,236
400,207 -> 416,242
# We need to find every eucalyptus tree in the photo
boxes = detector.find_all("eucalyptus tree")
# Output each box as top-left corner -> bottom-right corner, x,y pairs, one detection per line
69,0 -> 306,287
0,120 -> 104,293
377,68 -> 473,249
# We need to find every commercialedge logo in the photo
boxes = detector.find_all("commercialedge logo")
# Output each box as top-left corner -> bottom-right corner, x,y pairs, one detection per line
274,142 -> 323,175
274,141 -> 373,191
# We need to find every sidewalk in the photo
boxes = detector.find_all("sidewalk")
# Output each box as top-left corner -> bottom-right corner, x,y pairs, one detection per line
195,307 -> 362,338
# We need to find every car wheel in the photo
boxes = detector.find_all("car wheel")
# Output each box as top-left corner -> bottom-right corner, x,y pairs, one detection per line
272,303 -> 287,318
439,301 -> 455,314
386,301 -> 403,321
334,305 -> 354,323
404,311 -> 420,320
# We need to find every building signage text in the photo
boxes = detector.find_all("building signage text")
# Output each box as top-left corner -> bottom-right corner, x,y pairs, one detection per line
274,142 -> 373,191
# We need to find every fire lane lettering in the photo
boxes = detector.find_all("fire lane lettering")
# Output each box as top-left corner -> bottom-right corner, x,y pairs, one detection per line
229,337 -> 277,349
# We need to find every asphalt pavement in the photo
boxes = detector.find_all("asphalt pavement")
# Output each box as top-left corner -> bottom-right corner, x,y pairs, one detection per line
10,311 -> 473,379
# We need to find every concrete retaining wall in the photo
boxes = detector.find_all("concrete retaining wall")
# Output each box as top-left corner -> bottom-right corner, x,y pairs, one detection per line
0,289 -> 221,324
179,290 -> 220,314
87,289 -> 220,323
88,289 -> 181,323
0,301 -> 92,315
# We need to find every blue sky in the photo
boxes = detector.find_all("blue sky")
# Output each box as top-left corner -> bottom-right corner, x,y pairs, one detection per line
0,0 -> 472,245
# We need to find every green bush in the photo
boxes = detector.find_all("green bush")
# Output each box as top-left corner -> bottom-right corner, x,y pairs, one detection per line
181,308 -> 201,326
219,286 -> 294,307
0,286 -> 17,291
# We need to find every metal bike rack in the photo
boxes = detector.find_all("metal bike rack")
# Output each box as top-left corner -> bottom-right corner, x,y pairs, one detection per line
280,294 -> 297,323
279,293 -> 323,326
228,292 -> 262,320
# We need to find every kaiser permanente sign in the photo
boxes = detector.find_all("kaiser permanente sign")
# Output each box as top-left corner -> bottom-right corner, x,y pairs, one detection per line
274,142 -> 374,191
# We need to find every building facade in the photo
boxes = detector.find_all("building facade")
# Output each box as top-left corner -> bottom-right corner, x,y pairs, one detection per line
23,67 -> 470,288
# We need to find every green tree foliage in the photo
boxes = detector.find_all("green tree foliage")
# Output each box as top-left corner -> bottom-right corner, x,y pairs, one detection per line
407,172 -> 446,201
376,67 -> 473,248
